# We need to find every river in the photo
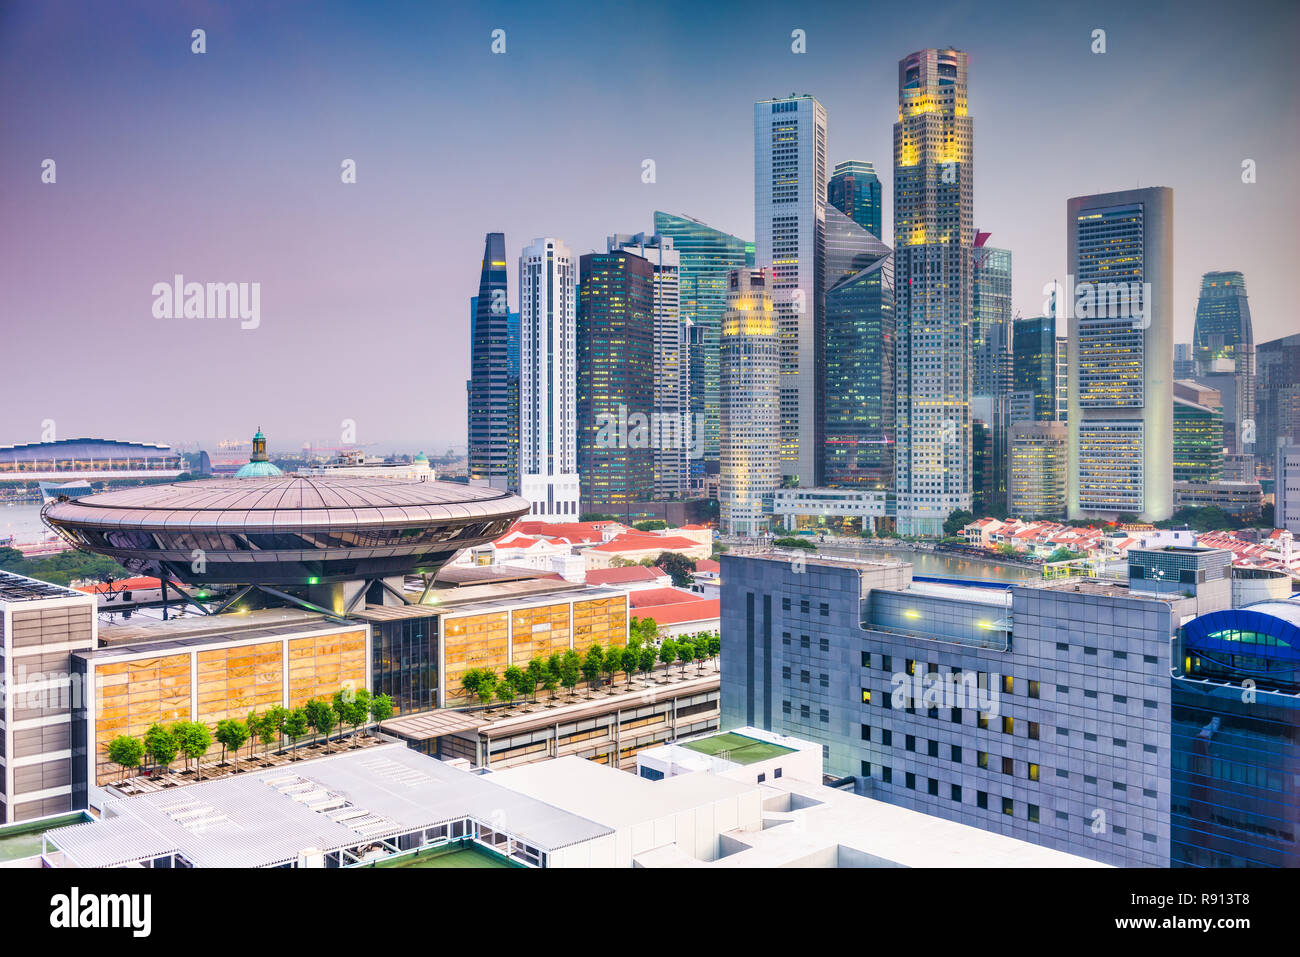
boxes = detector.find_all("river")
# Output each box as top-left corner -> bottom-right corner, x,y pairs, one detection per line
812,543 -> 1042,584
0,503 -> 57,545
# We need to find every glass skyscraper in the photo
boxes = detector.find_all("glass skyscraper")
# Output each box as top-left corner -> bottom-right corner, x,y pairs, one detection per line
1172,381 -> 1224,484
577,251 -> 656,508
828,160 -> 882,239
467,232 -> 519,491
1192,271 -> 1255,458
1012,316 -> 1059,423
653,211 -> 752,486
822,205 -> 894,488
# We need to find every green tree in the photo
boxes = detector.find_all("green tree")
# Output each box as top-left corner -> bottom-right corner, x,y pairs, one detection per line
460,668 -> 483,705
582,645 -> 604,692
283,709 -> 309,760
634,520 -> 667,532
476,670 -> 498,706
173,720 -> 211,778
246,710 -> 260,759
314,702 -> 336,751
256,711 -> 279,756
265,706 -> 289,754
560,650 -> 581,697
144,722 -> 178,774
621,645 -> 640,686
693,639 -> 708,674
331,689 -> 355,745
658,639 -> 677,673
602,646 -> 621,687
496,679 -> 515,707
107,735 -> 144,780
547,653 -> 565,701
369,694 -> 394,727
706,632 -> 721,668
503,665 -> 526,703
343,689 -> 371,744
943,509 -> 975,538
303,699 -> 330,749
654,551 -> 697,588
639,645 -> 656,680
525,658 -> 546,702
675,639 -> 694,676
214,718 -> 249,766
773,536 -> 816,551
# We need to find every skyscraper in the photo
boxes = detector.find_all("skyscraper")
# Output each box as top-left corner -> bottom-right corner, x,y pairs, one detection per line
972,236 -> 1012,515
720,268 -> 779,536
1173,342 -> 1195,380
1192,271 -> 1255,457
467,233 -> 519,491
1011,316 -> 1059,423
1007,421 -> 1067,519
893,49 -> 975,536
1065,187 -> 1174,522
827,160 -> 882,239
608,232 -> 688,500
519,237 -> 580,520
652,212 -> 752,489
822,205 -> 894,488
1256,333 -> 1300,478
755,94 -> 827,489
576,251 -> 656,509
1172,380 -> 1224,484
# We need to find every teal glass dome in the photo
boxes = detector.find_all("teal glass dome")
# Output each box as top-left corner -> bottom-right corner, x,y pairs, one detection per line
234,460 -> 284,478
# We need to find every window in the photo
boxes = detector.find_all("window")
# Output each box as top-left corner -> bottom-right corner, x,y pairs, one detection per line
1056,642 -> 1068,652
978,712 -> 989,730
1002,675 -> 1014,695
782,666 -> 791,680
951,707 -> 962,724
881,730 -> 892,746
782,700 -> 791,715
819,709 -> 829,723
782,631 -> 791,645
800,635 -> 810,649
1114,694 -> 1127,705
1001,756 -> 1014,775
757,773 -> 766,783
951,745 -> 962,762
977,751 -> 989,769
882,694 -> 892,710
782,597 -> 791,611
1028,763 -> 1040,782
882,766 -> 892,784
800,670 -> 810,684
800,600 -> 810,614
905,772 -> 916,790
1002,797 -> 1014,816
977,790 -> 988,810
1002,716 -> 1014,735
819,603 -> 829,617
928,778 -> 939,796
860,724 -> 870,741
905,734 -> 916,752
861,651 -> 871,668
880,655 -> 892,672
861,760 -> 871,776
1028,680 -> 1040,699
927,740 -> 939,758
951,784 -> 962,802
800,704 -> 810,719
775,768 -> 782,779
861,688 -> 872,704
1084,646 -> 1097,656
1028,804 -> 1040,824
1028,721 -> 1039,741
906,658 -> 916,676
1114,738 -> 1126,748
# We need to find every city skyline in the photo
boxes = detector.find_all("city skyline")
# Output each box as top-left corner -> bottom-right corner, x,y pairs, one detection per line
3,0 -> 1297,449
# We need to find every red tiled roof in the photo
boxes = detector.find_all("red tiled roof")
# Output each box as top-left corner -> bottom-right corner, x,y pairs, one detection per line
512,520 -> 625,542
583,566 -> 669,586
629,587 -> 708,608
637,599 -> 721,626
694,559 -> 720,573
590,532 -> 701,553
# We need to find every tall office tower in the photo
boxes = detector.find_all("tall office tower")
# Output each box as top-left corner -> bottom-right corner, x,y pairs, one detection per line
755,93 -> 828,488
608,233 -> 687,500
1011,316 -> 1059,423
1172,380 -> 1224,483
467,233 -> 519,491
576,251 -> 656,509
1173,342 -> 1195,380
823,205 -> 894,488
971,237 -> 1012,515
827,160 -> 882,239
1192,271 -> 1255,457
519,237 -> 580,521
653,212 -> 752,489
719,269 -> 779,536
893,49 -> 975,536
1256,334 -> 1300,478
1066,187 -> 1174,522
1054,336 -> 1069,421
1008,421 -> 1067,518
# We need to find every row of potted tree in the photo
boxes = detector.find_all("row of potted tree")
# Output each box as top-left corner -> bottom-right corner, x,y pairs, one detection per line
458,631 -> 721,708
105,687 -> 395,782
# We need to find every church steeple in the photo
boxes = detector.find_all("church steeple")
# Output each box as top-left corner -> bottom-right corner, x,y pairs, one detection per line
234,427 -> 283,479
251,427 -> 268,462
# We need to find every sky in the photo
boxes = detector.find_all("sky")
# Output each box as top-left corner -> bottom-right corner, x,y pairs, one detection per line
2,0 -> 1297,455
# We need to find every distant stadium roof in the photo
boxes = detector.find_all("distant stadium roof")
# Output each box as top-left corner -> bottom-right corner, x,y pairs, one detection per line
0,438 -> 176,462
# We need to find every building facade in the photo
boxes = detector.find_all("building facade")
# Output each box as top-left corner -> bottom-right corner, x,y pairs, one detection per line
893,49 -> 975,535
1007,421 -> 1067,519
1172,381 -> 1224,484
719,268 -> 780,536
755,94 -> 827,489
577,251 -> 656,509
519,238 -> 580,520
608,232 -> 689,500
822,205 -> 895,489
1066,187 -> 1174,522
1255,334 -> 1300,479
720,549 -> 1233,866
827,160 -> 882,239
652,211 -> 753,487
468,232 -> 520,492
1192,271 -> 1255,458
1277,445 -> 1300,534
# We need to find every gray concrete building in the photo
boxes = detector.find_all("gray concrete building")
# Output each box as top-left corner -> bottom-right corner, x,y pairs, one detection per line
719,547 -> 1232,866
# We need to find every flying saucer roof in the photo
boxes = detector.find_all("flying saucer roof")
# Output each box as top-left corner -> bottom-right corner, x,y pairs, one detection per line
43,475 -> 523,530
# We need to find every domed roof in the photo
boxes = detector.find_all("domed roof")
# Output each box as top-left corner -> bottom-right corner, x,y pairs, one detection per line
234,460 -> 284,478
414,451 -> 429,463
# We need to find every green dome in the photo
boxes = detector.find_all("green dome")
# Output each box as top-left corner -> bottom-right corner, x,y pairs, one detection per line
414,451 -> 429,463
234,460 -> 283,478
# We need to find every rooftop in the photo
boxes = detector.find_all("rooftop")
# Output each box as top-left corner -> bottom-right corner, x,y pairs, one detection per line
680,731 -> 795,766
0,569 -> 88,603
